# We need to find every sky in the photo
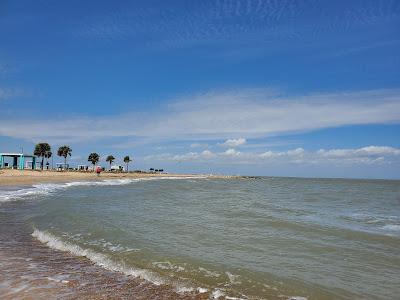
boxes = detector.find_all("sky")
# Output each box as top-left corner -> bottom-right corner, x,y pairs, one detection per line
1,0 -> 400,179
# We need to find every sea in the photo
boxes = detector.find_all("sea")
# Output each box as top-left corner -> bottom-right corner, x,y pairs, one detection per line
0,176 -> 399,299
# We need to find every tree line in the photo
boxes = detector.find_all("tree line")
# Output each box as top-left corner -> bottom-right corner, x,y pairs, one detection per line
34,143 -> 133,171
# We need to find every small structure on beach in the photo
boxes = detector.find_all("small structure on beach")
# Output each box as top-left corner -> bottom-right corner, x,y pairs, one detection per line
0,153 -> 37,170
56,163 -> 69,171
149,168 -> 164,173
110,165 -> 124,172
78,165 -> 89,171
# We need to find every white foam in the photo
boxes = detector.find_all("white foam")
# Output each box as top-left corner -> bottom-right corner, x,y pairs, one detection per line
32,229 -> 208,295
0,184 -> 61,203
288,297 -> 308,300
211,289 -> 225,299
198,267 -> 221,278
152,261 -> 185,272
0,175 -> 208,203
175,286 -> 195,293
47,275 -> 70,284
32,229 -> 165,286
382,224 -> 400,231
225,272 -> 241,285
197,287 -> 208,293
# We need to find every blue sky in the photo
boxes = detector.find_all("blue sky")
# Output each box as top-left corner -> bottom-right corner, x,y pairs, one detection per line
1,0 -> 400,178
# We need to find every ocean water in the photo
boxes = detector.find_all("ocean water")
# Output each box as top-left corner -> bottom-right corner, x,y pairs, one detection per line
1,176 -> 399,299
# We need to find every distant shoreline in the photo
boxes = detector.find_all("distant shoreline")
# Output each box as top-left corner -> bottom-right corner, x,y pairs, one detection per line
0,169 -> 237,186
2,169 -> 396,187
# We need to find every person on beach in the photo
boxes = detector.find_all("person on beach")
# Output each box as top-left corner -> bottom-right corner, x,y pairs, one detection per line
96,166 -> 102,176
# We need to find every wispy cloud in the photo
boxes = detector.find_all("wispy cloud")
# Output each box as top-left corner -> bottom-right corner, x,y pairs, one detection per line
0,88 -> 399,143
73,0 -> 400,55
190,143 -> 209,148
0,87 -> 31,100
144,146 -> 400,166
327,40 -> 400,58
317,146 -> 400,158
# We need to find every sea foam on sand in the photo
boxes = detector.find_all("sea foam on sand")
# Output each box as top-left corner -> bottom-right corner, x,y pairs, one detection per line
31,229 -> 216,296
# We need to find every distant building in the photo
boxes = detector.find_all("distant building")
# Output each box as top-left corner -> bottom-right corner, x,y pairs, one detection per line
0,153 -> 37,170
56,163 -> 69,170
111,165 -> 124,172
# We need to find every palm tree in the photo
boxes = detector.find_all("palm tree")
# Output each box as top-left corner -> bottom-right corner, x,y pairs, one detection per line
106,155 -> 115,170
123,156 -> 132,172
57,145 -> 72,169
88,153 -> 100,169
45,151 -> 52,169
34,143 -> 51,170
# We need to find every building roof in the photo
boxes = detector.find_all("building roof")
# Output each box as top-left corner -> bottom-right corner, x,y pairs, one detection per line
0,153 -> 35,157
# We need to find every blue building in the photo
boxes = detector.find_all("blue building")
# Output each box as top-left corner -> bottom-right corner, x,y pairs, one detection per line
0,153 -> 37,170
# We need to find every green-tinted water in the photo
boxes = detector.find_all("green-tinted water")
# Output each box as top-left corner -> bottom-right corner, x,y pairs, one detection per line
2,177 -> 400,299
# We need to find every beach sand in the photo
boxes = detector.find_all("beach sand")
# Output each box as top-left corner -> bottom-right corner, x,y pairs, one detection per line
0,169 -> 215,186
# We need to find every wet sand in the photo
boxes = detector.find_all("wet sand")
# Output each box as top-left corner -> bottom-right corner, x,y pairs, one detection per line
0,205 -> 208,300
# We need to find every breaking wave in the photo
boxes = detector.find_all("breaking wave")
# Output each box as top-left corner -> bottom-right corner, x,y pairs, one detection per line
0,176 -> 207,203
31,229 -> 215,296
32,229 -> 167,286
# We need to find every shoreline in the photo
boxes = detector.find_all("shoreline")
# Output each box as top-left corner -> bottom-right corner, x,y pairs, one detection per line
0,207 -> 204,300
0,171 -> 253,300
0,169 -> 234,187
1,171 -> 394,299
0,171 -> 220,299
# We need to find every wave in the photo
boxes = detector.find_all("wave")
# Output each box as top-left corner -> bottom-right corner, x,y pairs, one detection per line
0,184 -> 61,203
382,224 -> 400,232
348,213 -> 400,224
32,228 -> 166,285
346,213 -> 400,235
31,229 -> 213,297
0,175 -> 208,203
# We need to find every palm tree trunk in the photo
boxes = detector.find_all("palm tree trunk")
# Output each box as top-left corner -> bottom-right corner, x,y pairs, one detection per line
64,156 -> 67,171
41,157 -> 44,170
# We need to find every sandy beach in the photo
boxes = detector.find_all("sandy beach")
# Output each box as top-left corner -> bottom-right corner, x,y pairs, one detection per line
0,169 -> 217,186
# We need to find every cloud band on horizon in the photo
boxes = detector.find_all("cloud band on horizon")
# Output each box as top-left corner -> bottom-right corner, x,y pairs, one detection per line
144,146 -> 400,166
0,88 -> 399,144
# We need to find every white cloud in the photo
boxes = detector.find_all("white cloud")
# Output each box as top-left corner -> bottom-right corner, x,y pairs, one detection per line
145,146 -> 400,166
220,138 -> 246,147
317,146 -> 400,159
259,151 -> 277,158
0,88 -> 399,143
222,148 -> 241,157
287,148 -> 305,156
356,146 -> 400,156
201,150 -> 215,158
163,149 -> 217,162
